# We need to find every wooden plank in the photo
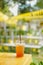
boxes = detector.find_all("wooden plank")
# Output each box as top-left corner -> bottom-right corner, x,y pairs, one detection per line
0,53 -> 32,65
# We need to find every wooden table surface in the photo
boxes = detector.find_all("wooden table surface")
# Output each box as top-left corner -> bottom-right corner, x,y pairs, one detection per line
0,53 -> 32,65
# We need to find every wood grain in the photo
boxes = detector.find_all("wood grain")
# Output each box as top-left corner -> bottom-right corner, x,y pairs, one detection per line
0,53 -> 32,65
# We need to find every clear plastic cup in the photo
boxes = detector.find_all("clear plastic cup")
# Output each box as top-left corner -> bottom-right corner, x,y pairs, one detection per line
16,40 -> 25,57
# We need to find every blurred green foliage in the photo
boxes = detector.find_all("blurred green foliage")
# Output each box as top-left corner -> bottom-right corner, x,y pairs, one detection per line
0,0 -> 43,16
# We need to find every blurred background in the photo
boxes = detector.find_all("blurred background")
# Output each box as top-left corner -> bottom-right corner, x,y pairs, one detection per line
0,0 -> 43,16
0,0 -> 43,63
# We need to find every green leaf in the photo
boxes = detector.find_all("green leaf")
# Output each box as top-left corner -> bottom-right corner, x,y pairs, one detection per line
39,61 -> 43,65
30,62 -> 36,65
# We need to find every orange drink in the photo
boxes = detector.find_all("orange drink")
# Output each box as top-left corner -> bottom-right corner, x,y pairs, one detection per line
16,44 -> 24,57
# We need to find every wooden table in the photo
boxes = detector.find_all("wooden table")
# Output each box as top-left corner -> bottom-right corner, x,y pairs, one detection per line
0,53 -> 32,65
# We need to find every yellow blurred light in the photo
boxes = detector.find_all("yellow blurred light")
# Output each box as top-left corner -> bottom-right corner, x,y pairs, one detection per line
27,33 -> 32,36
7,9 -> 43,25
0,12 -> 9,22
4,46 -> 9,51
32,48 -> 36,52
0,46 -> 2,50
0,9 -> 43,25
34,40 -> 38,44
8,40 -> 13,43
22,25 -> 26,30
29,39 -> 32,43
